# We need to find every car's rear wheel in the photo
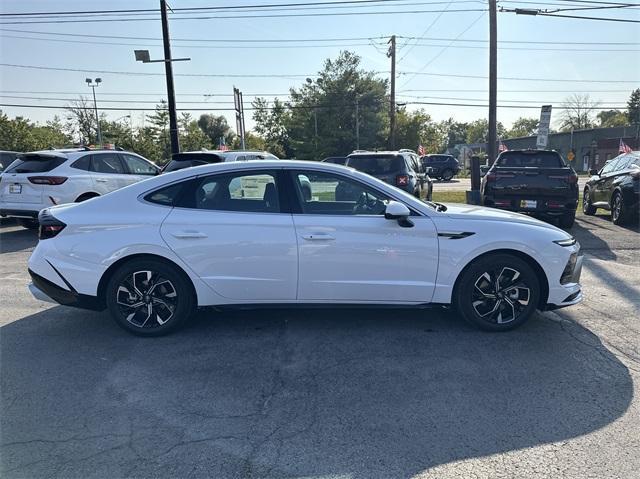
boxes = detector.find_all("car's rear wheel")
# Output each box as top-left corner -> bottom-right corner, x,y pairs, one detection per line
16,218 -> 39,230
441,169 -> 454,181
105,259 -> 195,336
454,254 -> 540,331
582,188 -> 596,215
611,191 -> 629,225
558,212 -> 576,229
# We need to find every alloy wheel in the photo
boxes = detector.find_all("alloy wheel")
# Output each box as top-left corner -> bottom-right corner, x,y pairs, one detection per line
472,267 -> 531,324
612,195 -> 622,222
116,270 -> 178,329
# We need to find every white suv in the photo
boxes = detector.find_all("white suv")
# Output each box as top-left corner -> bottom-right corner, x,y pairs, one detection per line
0,148 -> 159,228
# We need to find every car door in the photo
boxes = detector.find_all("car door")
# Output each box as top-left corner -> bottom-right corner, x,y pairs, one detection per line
594,157 -> 621,204
89,153 -> 129,194
288,169 -> 439,303
160,169 -> 298,301
120,153 -> 159,185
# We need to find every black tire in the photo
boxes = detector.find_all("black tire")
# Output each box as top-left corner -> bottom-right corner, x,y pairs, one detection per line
105,258 -> 196,336
582,188 -> 596,215
75,193 -> 99,203
454,253 -> 540,331
17,218 -> 39,230
611,191 -> 629,225
441,169 -> 454,181
558,212 -> 576,229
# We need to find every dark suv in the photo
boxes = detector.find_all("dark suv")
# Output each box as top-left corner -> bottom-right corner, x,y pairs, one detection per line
345,151 -> 432,200
420,154 -> 460,181
162,151 -> 224,173
583,151 -> 639,225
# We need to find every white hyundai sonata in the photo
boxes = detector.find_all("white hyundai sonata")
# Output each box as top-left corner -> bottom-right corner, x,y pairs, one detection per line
27,160 -> 583,336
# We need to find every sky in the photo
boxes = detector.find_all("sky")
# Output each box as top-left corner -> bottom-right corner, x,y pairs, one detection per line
0,0 -> 638,135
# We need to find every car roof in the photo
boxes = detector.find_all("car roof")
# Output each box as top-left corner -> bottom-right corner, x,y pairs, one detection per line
347,151 -> 403,157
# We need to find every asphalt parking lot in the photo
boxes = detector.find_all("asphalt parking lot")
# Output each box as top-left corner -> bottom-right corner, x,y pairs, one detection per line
1,214 -> 638,479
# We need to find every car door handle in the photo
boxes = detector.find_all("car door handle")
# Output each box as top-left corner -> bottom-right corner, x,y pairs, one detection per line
171,231 -> 208,239
302,233 -> 335,241
95,179 -> 109,183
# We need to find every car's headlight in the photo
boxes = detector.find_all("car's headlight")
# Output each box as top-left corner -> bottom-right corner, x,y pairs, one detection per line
553,238 -> 577,247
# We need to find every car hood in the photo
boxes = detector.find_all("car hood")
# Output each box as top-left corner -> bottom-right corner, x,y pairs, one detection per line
439,203 -> 568,233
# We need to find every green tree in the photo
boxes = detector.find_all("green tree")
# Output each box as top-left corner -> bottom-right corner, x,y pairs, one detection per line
179,113 -> 212,151
252,97 -> 294,158
146,101 -> 171,162
439,119 -> 469,150
465,118 -> 506,144
286,51 -> 388,159
597,109 -> 629,128
230,131 -> 267,151
507,117 -> 539,138
0,111 -> 69,152
395,108 -> 446,154
627,88 -> 640,124
197,114 -> 234,147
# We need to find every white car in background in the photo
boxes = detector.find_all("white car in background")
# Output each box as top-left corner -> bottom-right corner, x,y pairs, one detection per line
27,160 -> 583,336
0,148 -> 159,228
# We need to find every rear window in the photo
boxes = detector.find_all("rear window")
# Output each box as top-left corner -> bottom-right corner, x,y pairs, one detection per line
5,154 -> 66,173
163,159 -> 209,173
172,153 -> 223,164
346,155 -> 404,174
496,151 -> 565,168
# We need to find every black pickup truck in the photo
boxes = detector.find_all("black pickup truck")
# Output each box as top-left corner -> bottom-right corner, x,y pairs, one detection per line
481,149 -> 579,228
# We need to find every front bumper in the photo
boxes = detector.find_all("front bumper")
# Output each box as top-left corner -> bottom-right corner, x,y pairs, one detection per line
545,254 -> 584,310
28,269 -> 103,310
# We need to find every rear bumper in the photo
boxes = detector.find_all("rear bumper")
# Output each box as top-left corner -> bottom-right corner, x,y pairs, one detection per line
482,195 -> 577,216
28,269 -> 104,310
0,208 -> 40,219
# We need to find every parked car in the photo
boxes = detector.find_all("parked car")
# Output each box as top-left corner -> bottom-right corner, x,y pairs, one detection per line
0,148 -> 159,229
162,150 -> 279,173
0,150 -> 20,173
583,151 -> 640,225
421,154 -> 461,181
321,156 -> 347,165
481,149 -> 578,228
346,151 -> 432,200
28,160 -> 582,336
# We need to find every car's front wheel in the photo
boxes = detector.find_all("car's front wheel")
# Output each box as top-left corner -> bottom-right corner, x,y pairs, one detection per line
582,188 -> 596,215
454,254 -> 540,331
611,191 -> 630,225
105,258 -> 196,336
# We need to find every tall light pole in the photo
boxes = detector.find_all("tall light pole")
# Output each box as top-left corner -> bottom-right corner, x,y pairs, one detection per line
86,77 -> 102,147
488,0 -> 498,165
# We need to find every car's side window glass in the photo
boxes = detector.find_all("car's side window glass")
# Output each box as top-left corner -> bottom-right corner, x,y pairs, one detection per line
144,182 -> 185,206
70,155 -> 91,171
90,154 -> 125,174
122,154 -> 157,175
179,171 -> 280,213
292,170 -> 389,216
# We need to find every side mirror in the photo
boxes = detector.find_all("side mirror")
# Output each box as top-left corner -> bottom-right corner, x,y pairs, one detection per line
385,201 -> 413,228
589,168 -> 599,176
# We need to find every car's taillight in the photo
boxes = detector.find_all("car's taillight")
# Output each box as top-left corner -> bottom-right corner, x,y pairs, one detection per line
28,176 -> 68,185
549,174 -> 578,184
396,175 -> 409,186
38,209 -> 66,240
485,172 -> 497,182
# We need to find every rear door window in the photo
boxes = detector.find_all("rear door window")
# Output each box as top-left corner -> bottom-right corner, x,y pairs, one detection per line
90,154 -> 126,174
121,154 -> 157,175
5,154 -> 66,173
70,155 -> 91,171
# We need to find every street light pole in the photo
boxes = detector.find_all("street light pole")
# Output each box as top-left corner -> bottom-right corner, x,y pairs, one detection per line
488,0 -> 498,165
86,78 -> 102,147
160,0 -> 179,155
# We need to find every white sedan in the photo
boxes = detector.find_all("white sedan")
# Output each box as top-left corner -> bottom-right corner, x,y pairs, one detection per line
27,160 -> 583,336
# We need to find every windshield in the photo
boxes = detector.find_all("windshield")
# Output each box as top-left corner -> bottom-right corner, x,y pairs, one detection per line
5,154 -> 66,173
496,151 -> 565,167
347,155 -> 404,174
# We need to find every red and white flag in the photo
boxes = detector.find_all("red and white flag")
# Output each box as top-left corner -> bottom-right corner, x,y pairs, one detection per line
619,139 -> 632,154
219,137 -> 229,151
417,144 -> 425,156
498,140 -> 508,152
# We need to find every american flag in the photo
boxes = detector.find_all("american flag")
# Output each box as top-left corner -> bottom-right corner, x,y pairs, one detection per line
417,144 -> 425,156
219,137 -> 229,151
498,140 -> 508,152
619,139 -> 632,154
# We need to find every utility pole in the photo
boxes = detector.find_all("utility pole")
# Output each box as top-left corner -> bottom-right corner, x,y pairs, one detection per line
314,107 -> 318,157
355,96 -> 360,150
388,35 -> 397,150
488,0 -> 498,165
160,0 -> 179,155
233,87 -> 246,149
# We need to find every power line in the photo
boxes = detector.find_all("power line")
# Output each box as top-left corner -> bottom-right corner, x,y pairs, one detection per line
398,71 -> 640,82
